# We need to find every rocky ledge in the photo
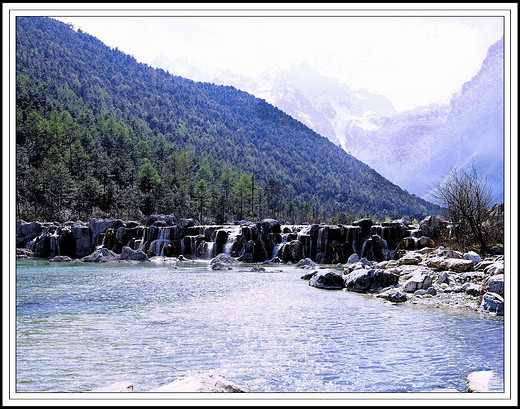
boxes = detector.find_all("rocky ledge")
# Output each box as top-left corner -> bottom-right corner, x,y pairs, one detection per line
302,246 -> 505,316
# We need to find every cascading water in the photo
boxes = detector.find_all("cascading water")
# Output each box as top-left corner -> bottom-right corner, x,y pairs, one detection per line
148,227 -> 170,256
190,236 -> 197,258
360,239 -> 369,259
381,237 -> 391,261
267,234 -> 288,262
26,231 -> 45,252
49,230 -> 60,257
224,226 -> 241,255
201,230 -> 217,259
95,233 -> 107,250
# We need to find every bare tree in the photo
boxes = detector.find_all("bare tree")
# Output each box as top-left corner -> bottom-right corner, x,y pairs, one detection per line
433,166 -> 493,254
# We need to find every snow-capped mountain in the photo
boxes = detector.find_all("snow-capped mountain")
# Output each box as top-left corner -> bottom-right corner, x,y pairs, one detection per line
345,37 -> 504,203
255,39 -> 504,204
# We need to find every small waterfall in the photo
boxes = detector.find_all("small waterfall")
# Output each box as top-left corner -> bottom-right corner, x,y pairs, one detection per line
360,238 -> 369,259
149,227 -> 170,256
224,226 -> 241,255
202,241 -> 215,259
381,237 -> 391,261
267,234 -> 288,262
26,231 -> 45,251
49,229 -> 60,257
96,233 -> 107,250
316,228 -> 324,253
190,236 -> 197,257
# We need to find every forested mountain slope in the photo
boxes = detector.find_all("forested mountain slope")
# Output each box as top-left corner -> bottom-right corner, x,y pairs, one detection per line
15,17 -> 440,223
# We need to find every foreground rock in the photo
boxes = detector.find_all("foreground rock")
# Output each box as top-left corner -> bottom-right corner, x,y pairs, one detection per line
295,258 -> 316,269
467,371 -> 494,392
151,373 -> 246,393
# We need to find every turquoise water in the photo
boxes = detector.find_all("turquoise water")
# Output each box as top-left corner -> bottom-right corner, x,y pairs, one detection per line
16,259 -> 504,393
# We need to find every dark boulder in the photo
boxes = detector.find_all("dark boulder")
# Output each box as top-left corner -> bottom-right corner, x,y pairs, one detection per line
344,269 -> 399,293
375,288 -> 408,303
280,240 -> 303,263
309,270 -> 345,290
147,214 -> 177,226
16,220 -> 42,248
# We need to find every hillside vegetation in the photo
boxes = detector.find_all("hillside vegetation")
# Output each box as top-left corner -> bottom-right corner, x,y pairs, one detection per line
16,17 -> 440,224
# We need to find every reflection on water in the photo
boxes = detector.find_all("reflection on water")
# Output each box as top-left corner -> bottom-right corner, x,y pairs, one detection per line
16,259 -> 504,393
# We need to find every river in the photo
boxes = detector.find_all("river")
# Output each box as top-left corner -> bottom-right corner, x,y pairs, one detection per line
15,258 -> 504,393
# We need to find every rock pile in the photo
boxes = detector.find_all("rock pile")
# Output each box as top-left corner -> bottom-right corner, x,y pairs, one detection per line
302,246 -> 505,315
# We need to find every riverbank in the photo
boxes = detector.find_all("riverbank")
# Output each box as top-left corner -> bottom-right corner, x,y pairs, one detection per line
300,245 -> 504,316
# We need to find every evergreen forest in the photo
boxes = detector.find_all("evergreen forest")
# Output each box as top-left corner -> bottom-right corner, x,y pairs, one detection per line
15,17 -> 441,224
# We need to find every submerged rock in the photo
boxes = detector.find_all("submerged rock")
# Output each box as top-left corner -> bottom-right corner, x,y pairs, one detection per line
49,255 -> 74,262
301,270 -> 318,280
211,262 -> 233,270
375,288 -> 407,303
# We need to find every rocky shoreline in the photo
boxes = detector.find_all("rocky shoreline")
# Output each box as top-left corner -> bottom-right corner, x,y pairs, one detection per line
299,247 -> 504,316
16,214 -> 505,316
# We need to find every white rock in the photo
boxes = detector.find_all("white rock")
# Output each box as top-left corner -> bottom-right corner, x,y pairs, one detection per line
467,371 -> 493,392
151,373 -> 246,393
403,271 -> 433,293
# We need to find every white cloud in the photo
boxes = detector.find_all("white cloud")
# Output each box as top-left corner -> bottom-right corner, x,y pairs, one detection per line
57,15 -> 503,112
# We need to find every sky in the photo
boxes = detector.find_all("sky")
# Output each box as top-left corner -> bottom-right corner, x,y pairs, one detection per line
54,14 -> 503,112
